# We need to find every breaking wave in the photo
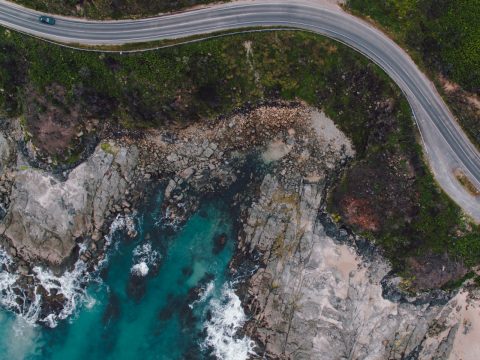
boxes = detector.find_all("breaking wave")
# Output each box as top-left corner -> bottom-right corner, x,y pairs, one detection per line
188,280 -> 215,310
98,214 -> 137,269
0,248 -> 26,316
203,283 -> 256,360
31,260 -> 94,328
0,214 -> 135,328
0,246 -> 91,328
130,242 -> 161,277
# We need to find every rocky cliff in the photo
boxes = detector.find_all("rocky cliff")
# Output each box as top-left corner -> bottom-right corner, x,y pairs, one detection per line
234,120 -> 480,359
0,137 -> 139,268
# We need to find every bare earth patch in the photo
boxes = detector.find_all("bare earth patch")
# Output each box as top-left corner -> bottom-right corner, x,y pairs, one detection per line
467,95 -> 480,111
331,152 -> 418,235
310,110 -> 354,156
439,75 -> 461,93
25,84 -> 80,156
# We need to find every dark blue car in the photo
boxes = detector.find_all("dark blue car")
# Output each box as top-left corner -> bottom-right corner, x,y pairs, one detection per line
39,15 -> 56,25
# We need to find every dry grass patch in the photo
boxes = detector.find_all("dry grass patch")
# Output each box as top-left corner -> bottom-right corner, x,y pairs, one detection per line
455,169 -> 480,197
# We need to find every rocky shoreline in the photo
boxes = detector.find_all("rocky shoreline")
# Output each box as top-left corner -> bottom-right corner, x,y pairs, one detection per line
0,102 -> 339,325
1,103 -> 480,358
222,107 -> 480,359
230,173 -> 465,359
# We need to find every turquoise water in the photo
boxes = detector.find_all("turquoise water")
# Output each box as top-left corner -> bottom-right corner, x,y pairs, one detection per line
0,190 -> 252,360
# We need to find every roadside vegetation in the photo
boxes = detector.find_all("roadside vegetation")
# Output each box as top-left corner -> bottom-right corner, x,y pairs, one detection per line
11,0 -> 222,19
0,27 -> 479,287
329,100 -> 480,287
347,0 -> 480,148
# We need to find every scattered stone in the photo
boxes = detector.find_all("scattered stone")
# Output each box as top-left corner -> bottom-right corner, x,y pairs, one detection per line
203,147 -> 214,158
166,153 -> 178,162
179,167 -> 195,180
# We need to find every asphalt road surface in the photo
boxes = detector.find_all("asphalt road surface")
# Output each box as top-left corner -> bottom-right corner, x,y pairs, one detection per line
1,0 -> 480,219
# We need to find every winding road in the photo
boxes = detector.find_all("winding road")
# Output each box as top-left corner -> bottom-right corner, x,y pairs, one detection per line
1,0 -> 480,219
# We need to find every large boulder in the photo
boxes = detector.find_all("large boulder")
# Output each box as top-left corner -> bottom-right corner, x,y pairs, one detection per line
0,144 -> 138,266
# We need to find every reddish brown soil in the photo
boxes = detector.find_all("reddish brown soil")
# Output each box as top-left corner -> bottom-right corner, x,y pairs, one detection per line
341,197 -> 379,232
27,107 -> 79,156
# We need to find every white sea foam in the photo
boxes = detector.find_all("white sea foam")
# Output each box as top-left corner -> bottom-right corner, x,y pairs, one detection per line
0,213 -> 136,327
203,283 -> 256,360
32,259 -> 93,327
130,242 -> 161,277
96,214 -> 135,270
131,262 -> 149,277
0,248 -> 41,320
189,280 -> 215,309
199,281 -> 215,303
0,249 -> 94,328
158,204 -> 185,230
106,213 -> 137,247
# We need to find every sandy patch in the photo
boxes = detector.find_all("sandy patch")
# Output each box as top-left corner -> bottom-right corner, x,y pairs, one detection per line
441,78 -> 461,93
438,74 -> 480,111
243,40 -> 252,56
322,242 -> 358,280
447,291 -> 480,360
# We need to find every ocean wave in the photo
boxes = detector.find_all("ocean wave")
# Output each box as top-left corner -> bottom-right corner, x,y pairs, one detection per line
188,280 -> 215,310
131,262 -> 149,277
130,242 -> 161,277
0,248 -> 26,316
203,283 -> 256,360
32,259 -> 93,328
0,214 -> 135,328
198,281 -> 215,304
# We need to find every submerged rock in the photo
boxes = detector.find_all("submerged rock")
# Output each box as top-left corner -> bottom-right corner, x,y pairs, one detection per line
158,294 -> 183,321
126,273 -> 147,302
212,233 -> 228,255
102,292 -> 121,325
